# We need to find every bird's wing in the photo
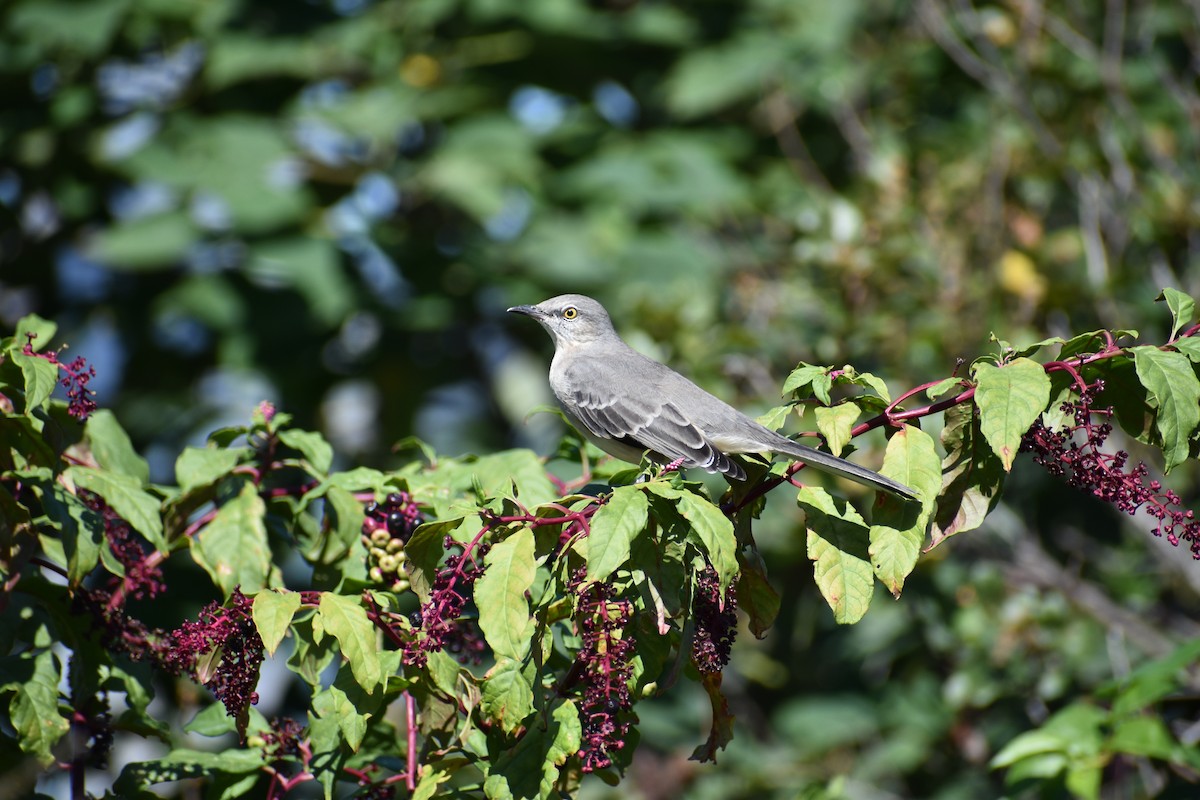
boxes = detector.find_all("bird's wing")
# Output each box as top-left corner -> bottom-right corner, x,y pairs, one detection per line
568,383 -> 745,479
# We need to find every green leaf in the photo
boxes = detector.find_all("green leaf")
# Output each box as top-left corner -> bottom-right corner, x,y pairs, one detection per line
486,699 -> 581,800
90,212 -> 196,269
403,516 -> 464,601
666,33 -> 788,118
278,428 -> 333,474
252,590 -> 301,657
67,466 -> 165,552
40,483 -> 105,583
1158,287 -> 1195,341
813,404 -> 861,457
116,117 -> 310,236
646,484 -> 738,593
286,614 -> 335,688
206,35 -> 327,89
585,486 -> 648,583
9,649 -> 68,767
480,658 -> 534,734
471,449 -> 559,507
175,446 -> 242,493
85,410 -> 150,483
1109,715 -> 1178,761
799,487 -> 873,624
869,426 -> 941,597
192,480 -> 270,596
413,765 -> 453,800
1109,638 -> 1200,715
311,683 -> 368,752
183,703 -> 241,737
476,526 -> 536,661
325,466 -> 388,493
782,363 -> 828,396
755,404 -> 793,431
1008,335 -> 1067,359
930,403 -> 1005,549
8,0 -> 127,59
114,748 -> 268,794
1171,335 -> 1200,362
1131,346 -> 1200,471
318,592 -> 383,694
735,549 -> 780,638
247,237 -> 352,327
991,729 -> 1067,768
992,702 -> 1106,769
309,484 -> 365,564
849,370 -> 892,403
1066,764 -> 1101,800
1094,356 -> 1154,442
423,116 -> 540,222
973,357 -> 1051,470
926,377 -> 964,399
13,314 -> 57,352
12,351 -> 58,412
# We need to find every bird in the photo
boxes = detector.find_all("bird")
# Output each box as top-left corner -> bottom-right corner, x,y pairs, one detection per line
508,294 -> 917,499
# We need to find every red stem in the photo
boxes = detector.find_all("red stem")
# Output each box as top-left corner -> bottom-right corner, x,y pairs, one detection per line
406,691 -> 418,790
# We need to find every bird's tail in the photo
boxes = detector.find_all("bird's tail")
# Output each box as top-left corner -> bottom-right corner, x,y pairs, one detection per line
773,438 -> 918,500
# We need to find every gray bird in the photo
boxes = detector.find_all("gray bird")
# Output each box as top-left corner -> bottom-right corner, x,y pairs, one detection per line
508,294 -> 917,499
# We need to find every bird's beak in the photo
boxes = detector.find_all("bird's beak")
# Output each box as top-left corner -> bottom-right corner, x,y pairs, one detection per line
507,304 -> 543,318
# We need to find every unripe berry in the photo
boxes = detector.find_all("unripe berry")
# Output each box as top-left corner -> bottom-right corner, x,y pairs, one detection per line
386,537 -> 405,554
379,554 -> 398,572
371,528 -> 390,546
369,566 -> 384,583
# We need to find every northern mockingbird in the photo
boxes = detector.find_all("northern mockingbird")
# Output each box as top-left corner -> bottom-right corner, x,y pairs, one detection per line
509,294 -> 917,499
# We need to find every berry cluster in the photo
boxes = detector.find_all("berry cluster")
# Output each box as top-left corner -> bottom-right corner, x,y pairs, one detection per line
402,537 -> 489,667
261,716 -> 306,759
23,334 -> 97,420
80,490 -> 164,601
1021,381 -> 1200,558
159,589 -> 265,737
362,492 -> 422,591
571,568 -> 636,773
691,565 -> 738,674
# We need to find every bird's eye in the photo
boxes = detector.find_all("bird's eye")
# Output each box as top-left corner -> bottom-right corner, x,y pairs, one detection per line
562,307 -> 579,320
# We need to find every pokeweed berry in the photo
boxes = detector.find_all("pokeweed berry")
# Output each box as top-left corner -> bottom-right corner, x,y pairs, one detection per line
361,490 -> 424,591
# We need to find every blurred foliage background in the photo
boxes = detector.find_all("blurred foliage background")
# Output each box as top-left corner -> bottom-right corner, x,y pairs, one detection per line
3,0 -> 1200,797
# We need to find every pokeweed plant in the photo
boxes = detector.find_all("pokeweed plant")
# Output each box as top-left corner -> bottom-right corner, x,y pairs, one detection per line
2,289 -> 1200,800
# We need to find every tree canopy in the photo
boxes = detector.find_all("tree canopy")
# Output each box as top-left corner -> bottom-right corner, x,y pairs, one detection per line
2,1 -> 1199,798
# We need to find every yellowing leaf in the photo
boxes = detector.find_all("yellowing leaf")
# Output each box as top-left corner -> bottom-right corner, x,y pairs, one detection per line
870,426 -> 941,597
799,487 -> 873,624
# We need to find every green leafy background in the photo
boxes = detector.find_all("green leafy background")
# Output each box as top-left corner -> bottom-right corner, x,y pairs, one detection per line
3,0 -> 1200,797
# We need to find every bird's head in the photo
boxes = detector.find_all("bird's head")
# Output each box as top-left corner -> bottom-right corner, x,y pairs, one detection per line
507,294 -> 617,348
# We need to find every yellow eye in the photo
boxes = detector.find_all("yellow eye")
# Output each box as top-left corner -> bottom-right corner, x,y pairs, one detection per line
562,307 -> 578,320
